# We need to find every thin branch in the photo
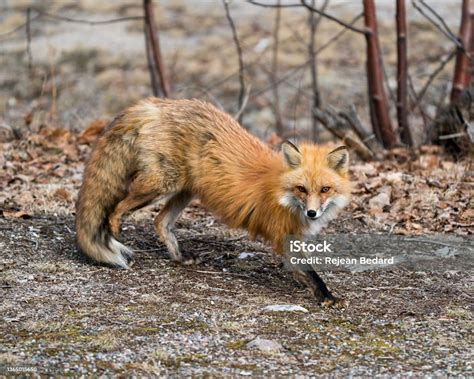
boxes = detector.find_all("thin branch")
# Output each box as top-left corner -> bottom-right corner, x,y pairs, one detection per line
419,0 -> 459,42
300,0 -> 367,35
26,7 -> 33,75
40,11 -> 144,25
412,49 -> 456,109
0,11 -> 143,42
396,0 -> 412,146
0,13 -> 41,40
144,24 -> 160,96
412,0 -> 474,63
247,1 -> 307,9
407,73 -> 430,137
380,46 -> 397,108
204,11 -> 362,97
271,0 -> 284,135
412,1 -> 459,46
223,0 -> 246,123
438,131 -> 467,140
175,84 -> 226,111
143,0 -> 170,97
248,0 -> 367,34
251,13 -> 364,99
308,0 -> 330,141
234,84 -> 252,120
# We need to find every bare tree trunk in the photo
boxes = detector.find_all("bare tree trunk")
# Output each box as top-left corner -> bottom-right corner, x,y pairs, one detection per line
451,0 -> 473,103
396,0 -> 412,146
144,26 -> 159,96
363,0 -> 397,148
471,1 -> 474,61
143,0 -> 170,98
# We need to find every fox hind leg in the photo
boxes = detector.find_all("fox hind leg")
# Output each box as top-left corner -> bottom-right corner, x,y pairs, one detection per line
154,191 -> 195,264
109,178 -> 160,238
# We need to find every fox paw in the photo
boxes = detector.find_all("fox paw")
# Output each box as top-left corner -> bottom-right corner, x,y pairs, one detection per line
321,296 -> 337,307
315,292 -> 338,307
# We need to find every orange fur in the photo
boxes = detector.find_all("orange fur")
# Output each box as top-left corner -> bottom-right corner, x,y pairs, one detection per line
76,98 -> 351,269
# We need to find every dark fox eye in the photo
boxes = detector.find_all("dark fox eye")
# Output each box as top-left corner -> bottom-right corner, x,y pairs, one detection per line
296,186 -> 307,193
321,186 -> 331,193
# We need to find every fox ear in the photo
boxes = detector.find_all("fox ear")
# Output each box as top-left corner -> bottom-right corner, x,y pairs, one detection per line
327,146 -> 349,173
281,140 -> 301,168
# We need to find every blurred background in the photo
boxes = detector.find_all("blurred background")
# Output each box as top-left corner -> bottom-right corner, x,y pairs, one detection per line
1,0 -> 470,150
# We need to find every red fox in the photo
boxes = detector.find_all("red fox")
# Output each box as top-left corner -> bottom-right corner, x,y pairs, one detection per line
76,98 -> 352,304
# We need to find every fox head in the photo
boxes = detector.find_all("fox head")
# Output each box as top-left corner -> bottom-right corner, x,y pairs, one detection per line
278,141 -> 352,233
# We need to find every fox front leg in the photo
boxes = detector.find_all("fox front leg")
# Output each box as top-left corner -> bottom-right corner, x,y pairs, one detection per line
292,266 -> 336,306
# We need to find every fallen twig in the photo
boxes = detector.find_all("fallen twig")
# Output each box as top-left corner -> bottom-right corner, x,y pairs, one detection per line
312,107 -> 374,161
339,105 -> 384,159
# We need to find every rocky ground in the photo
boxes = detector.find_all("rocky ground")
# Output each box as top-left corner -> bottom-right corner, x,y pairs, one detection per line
1,214 -> 472,376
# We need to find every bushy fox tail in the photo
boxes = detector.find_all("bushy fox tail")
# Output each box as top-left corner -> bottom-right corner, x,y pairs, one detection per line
75,121 -> 135,268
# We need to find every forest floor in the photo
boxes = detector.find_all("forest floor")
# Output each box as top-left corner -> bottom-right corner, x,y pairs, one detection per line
1,1 -> 473,377
0,117 -> 472,377
1,213 -> 472,377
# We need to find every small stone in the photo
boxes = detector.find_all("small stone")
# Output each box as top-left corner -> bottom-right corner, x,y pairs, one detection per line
238,252 -> 256,259
262,304 -> 309,313
369,187 -> 392,210
0,124 -> 15,142
246,337 -> 283,352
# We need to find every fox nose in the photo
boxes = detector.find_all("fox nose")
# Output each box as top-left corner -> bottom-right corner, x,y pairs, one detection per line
307,209 -> 317,218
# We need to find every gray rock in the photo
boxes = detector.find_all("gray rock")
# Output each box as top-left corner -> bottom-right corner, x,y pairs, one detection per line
262,304 -> 309,313
246,337 -> 283,353
238,252 -> 256,259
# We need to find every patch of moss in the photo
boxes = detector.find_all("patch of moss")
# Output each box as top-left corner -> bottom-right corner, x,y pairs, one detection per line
175,319 -> 209,331
153,352 -> 209,368
131,327 -> 160,336
230,363 -> 258,370
225,339 -> 248,350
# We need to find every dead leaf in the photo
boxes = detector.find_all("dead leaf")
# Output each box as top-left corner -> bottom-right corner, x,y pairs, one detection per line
418,154 -> 439,169
3,210 -> 32,219
54,188 -> 71,202
419,145 -> 442,154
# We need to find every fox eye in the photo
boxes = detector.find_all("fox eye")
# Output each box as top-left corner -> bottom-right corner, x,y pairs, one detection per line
296,186 -> 307,193
321,186 -> 331,193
